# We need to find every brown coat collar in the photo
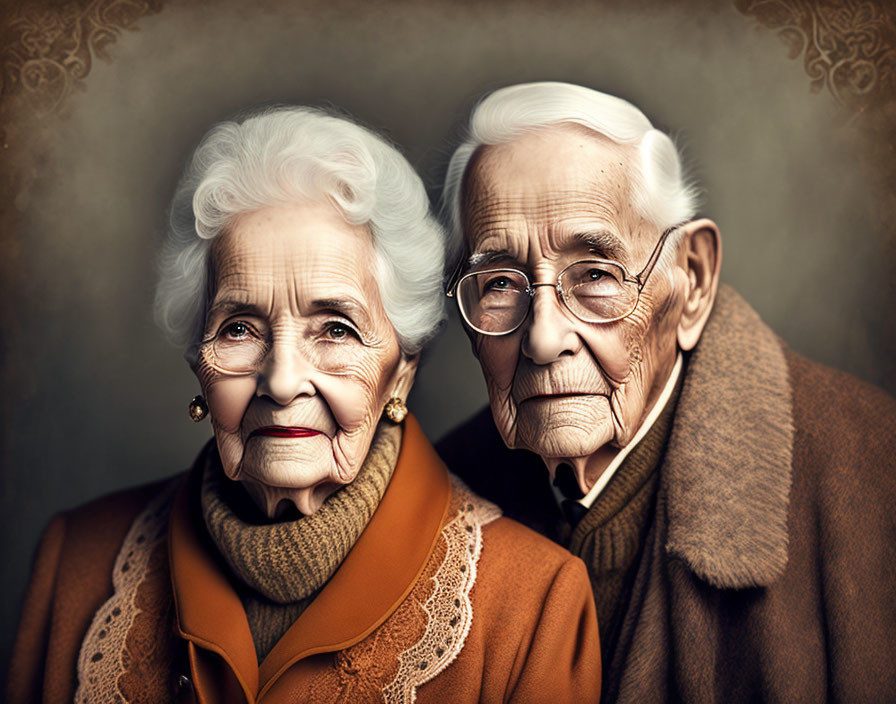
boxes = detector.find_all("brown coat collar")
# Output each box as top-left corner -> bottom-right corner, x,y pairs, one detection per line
664,285 -> 795,589
168,415 -> 452,700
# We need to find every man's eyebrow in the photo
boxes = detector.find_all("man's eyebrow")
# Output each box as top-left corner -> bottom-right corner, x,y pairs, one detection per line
575,230 -> 628,261
466,250 -> 516,268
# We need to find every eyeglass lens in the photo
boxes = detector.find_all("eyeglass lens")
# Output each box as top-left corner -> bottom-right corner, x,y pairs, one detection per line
457,261 -> 638,334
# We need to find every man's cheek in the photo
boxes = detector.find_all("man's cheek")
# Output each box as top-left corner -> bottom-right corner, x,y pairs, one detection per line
583,331 -> 632,384
477,337 -> 518,393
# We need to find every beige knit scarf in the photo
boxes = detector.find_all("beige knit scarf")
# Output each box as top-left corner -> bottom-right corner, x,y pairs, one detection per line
201,422 -> 402,660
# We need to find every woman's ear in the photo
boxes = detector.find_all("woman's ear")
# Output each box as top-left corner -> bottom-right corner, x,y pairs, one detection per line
185,344 -> 201,374
390,353 -> 421,402
676,218 -> 722,351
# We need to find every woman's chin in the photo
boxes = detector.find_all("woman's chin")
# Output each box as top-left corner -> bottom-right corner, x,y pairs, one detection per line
229,441 -> 359,518
241,475 -> 342,519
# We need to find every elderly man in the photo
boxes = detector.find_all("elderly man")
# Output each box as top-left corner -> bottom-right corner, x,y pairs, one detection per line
437,82 -> 896,702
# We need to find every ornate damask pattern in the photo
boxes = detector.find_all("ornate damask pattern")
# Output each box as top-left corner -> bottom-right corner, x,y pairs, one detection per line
1,0 -> 164,118
735,0 -> 896,113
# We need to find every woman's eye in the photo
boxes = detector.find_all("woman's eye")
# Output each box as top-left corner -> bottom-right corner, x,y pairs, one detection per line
223,321 -> 251,340
325,321 -> 360,341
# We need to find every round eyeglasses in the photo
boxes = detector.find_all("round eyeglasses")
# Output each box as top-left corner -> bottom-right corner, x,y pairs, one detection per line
447,224 -> 679,335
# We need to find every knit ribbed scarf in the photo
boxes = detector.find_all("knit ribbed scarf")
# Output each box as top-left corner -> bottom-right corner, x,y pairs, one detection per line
201,422 -> 402,660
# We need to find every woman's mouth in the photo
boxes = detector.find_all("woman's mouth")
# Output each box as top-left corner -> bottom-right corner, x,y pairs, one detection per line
249,426 -> 323,439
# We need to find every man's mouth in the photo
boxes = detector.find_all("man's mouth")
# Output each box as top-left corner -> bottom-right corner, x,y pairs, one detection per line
519,392 -> 601,402
249,426 -> 323,439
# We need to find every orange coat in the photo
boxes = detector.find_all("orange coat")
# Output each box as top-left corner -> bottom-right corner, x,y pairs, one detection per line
8,417 -> 601,703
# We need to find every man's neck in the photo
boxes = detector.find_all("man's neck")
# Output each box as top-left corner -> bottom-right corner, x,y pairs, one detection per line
547,352 -> 683,509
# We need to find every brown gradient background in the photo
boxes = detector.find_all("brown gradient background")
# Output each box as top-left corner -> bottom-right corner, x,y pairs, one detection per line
2,0 -> 895,674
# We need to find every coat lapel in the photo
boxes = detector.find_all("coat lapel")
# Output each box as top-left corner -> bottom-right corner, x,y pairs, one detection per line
168,415 -> 452,700
168,468 -> 260,700
663,285 -> 794,589
257,415 -> 451,696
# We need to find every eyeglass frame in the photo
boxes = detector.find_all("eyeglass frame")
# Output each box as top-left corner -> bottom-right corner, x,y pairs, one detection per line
446,222 -> 685,336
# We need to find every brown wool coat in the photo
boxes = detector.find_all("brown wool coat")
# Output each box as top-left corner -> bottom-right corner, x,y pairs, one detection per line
7,417 -> 601,703
439,285 -> 896,703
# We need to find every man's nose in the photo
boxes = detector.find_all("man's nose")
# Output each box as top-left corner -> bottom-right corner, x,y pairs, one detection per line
520,285 -> 582,364
256,341 -> 318,405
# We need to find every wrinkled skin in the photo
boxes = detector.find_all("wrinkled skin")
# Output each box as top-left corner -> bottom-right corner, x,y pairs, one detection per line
192,203 -> 418,518
462,126 -> 718,495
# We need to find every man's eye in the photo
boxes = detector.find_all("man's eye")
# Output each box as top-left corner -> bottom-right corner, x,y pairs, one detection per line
484,275 -> 516,291
586,269 -> 606,281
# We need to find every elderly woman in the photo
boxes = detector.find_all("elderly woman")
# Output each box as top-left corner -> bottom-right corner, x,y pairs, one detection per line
8,107 -> 600,703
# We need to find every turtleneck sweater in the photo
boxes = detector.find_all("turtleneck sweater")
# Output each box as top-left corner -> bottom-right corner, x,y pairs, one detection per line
201,422 -> 402,661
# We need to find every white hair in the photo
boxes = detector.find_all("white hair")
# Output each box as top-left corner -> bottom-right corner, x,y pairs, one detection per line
441,82 -> 700,273
155,106 -> 447,358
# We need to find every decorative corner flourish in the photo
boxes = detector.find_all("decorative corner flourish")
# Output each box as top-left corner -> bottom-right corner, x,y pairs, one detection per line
734,0 -> 896,113
1,0 -> 165,119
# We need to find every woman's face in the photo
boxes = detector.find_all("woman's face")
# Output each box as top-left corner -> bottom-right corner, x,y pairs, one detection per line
192,203 -> 418,518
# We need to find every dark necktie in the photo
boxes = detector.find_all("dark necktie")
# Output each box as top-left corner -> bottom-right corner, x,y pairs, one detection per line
553,463 -> 588,526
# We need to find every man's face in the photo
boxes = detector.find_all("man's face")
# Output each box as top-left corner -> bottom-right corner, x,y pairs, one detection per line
462,126 -> 685,480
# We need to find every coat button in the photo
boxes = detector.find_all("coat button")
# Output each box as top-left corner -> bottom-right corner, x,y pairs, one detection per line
175,674 -> 194,701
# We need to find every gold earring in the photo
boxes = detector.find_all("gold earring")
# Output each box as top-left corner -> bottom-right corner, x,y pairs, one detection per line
188,395 -> 209,422
383,397 -> 408,424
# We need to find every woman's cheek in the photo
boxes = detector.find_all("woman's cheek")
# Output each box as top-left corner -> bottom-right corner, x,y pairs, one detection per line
319,359 -> 390,431
205,375 -> 257,431
327,380 -> 381,434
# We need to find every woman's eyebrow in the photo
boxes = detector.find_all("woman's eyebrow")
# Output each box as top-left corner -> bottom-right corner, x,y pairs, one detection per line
206,299 -> 259,318
312,297 -> 373,328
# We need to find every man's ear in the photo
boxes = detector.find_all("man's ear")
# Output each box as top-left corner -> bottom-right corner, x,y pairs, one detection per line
389,353 -> 421,402
676,218 -> 722,351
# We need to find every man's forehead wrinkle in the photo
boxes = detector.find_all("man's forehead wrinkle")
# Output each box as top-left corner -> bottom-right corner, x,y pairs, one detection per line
465,129 -> 640,215
465,192 -> 625,236
465,192 -> 631,255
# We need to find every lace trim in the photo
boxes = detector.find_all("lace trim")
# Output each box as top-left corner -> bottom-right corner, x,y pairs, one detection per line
75,479 -> 180,704
382,474 -> 501,703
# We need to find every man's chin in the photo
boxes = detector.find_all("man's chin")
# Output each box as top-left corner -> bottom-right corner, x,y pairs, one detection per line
519,426 -> 613,460
511,399 -> 615,459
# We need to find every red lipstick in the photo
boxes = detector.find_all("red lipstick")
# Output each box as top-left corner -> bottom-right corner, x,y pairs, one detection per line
249,426 -> 322,438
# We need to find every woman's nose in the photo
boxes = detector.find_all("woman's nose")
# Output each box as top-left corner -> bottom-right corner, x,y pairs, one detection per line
520,286 -> 582,364
255,341 -> 318,405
